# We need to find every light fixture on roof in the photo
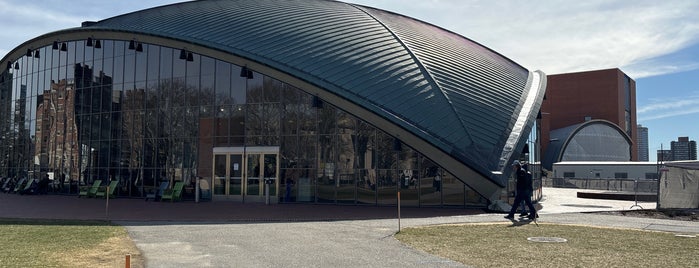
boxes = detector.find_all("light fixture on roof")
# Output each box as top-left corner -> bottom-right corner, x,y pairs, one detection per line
34,50 -> 40,58
6,61 -> 11,70
52,41 -> 59,50
135,43 -> 143,52
128,40 -> 135,50
393,138 -> 402,151
246,68 -> 253,79
179,49 -> 187,60
26,49 -> 32,57
186,52 -> 193,62
94,40 -> 101,49
311,95 -> 323,108
60,42 -> 67,52
239,66 -> 253,79
14,62 -> 20,70
86,37 -> 93,47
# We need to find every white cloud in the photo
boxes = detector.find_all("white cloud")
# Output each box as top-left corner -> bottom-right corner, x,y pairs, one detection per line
639,107 -> 699,121
3,0 -> 699,81
0,0 -> 182,57
0,1 -> 92,52
347,0 -> 699,78
638,94 -> 699,121
625,62 -> 699,80
0,2 -> 88,29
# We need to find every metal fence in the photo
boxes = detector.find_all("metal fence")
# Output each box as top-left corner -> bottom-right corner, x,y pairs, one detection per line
543,177 -> 658,193
533,178 -> 543,201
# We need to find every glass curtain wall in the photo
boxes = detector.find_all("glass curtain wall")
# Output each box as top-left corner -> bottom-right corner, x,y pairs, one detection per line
0,39 -> 486,207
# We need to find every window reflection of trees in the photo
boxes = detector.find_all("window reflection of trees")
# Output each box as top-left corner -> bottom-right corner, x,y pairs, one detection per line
376,131 -> 398,205
419,156 -> 441,206
336,110 -> 356,204
398,147 -> 419,206
245,76 -> 281,146
0,40 -> 485,207
120,76 -> 206,191
355,121 -> 376,204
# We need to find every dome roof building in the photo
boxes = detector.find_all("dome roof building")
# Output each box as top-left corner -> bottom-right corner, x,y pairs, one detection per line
543,120 -> 632,170
1,0 -> 545,207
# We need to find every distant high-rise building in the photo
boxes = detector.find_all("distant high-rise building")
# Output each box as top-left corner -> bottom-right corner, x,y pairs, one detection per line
657,149 -> 673,162
637,125 -> 649,161
671,137 -> 697,161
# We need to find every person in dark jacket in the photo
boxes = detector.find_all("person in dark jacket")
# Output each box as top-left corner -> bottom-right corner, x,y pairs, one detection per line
517,163 -> 532,216
38,174 -> 50,194
504,161 -> 537,220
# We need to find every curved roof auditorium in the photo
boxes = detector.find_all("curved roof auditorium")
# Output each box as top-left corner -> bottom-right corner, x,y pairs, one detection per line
0,0 -> 546,207
543,120 -> 632,170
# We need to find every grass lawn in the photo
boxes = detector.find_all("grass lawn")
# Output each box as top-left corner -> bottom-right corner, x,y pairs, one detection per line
0,219 -> 142,267
395,223 -> 699,268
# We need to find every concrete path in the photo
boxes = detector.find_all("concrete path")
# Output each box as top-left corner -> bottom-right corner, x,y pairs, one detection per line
122,220 -> 466,267
120,212 -> 699,268
118,188 -> 696,267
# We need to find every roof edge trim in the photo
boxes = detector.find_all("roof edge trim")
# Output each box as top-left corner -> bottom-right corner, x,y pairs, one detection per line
496,70 -> 547,175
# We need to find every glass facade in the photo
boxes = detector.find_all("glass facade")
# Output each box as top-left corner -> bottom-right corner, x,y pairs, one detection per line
0,40 -> 485,207
525,120 -> 542,201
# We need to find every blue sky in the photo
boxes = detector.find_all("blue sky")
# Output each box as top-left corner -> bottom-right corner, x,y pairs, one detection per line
1,0 -> 697,161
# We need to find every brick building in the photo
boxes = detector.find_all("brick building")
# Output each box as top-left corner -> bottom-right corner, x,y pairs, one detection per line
540,68 -> 637,169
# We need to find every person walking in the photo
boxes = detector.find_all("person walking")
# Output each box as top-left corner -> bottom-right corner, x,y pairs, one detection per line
504,161 -> 537,220
517,163 -> 532,216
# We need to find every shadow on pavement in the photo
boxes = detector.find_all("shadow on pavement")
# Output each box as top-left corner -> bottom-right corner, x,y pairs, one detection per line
0,193 -> 486,224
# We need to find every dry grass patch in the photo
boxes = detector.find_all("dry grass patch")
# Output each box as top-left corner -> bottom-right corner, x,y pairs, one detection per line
52,230 -> 144,268
0,219 -> 143,267
395,222 -> 699,268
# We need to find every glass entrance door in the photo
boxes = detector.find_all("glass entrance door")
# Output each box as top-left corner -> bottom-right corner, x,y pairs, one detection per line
214,154 -> 227,195
246,154 -> 261,198
212,147 -> 278,202
213,154 -> 243,196
229,154 -> 243,195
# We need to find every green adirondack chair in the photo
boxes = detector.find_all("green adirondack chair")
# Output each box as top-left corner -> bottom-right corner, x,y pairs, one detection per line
146,181 -> 169,201
78,180 -> 102,198
161,181 -> 185,202
18,179 -> 36,195
95,180 -> 118,199
12,178 -> 27,193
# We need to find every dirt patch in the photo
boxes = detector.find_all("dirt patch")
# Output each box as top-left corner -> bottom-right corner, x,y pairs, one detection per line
597,209 -> 699,221
52,233 -> 144,267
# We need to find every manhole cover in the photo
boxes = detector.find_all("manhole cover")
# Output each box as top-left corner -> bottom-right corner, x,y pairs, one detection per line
527,237 -> 568,243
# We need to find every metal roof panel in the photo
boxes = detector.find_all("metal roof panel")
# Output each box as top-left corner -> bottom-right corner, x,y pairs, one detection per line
67,0 -> 544,186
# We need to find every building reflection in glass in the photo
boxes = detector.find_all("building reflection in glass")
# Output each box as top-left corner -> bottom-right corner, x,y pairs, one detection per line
0,40 -> 485,207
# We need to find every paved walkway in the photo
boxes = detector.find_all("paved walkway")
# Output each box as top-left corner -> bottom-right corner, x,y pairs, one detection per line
1,188 -> 697,267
